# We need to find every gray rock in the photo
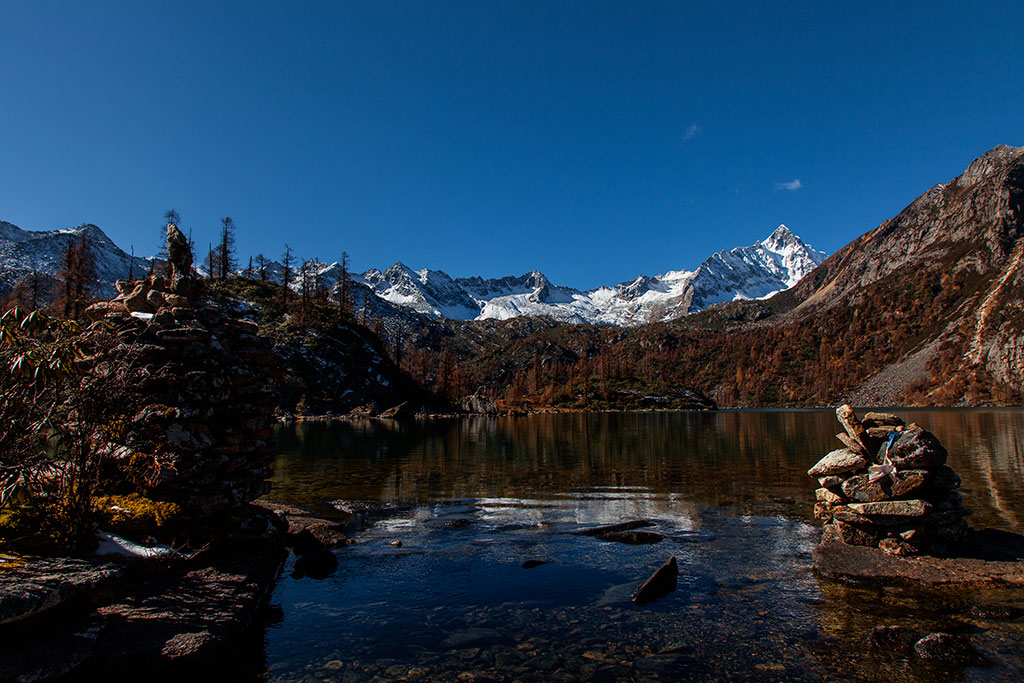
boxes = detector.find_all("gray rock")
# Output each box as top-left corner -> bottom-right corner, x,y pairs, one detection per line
862,412 -> 905,428
847,500 -> 932,518
841,469 -> 928,503
808,449 -> 867,477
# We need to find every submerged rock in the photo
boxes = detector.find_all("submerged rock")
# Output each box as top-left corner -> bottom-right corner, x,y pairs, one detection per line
913,633 -> 987,665
574,520 -> 655,537
596,530 -> 663,545
632,556 -> 678,605
863,625 -> 919,652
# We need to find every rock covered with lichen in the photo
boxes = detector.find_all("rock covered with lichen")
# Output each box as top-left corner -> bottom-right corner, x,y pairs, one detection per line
809,405 -> 970,557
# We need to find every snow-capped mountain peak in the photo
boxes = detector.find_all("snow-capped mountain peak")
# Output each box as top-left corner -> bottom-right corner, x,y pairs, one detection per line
1,220 -> 826,327
358,225 -> 826,325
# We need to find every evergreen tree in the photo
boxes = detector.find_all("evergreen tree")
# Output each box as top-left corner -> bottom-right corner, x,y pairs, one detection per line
255,254 -> 269,281
337,251 -> 352,317
280,244 -> 295,311
218,217 -> 237,279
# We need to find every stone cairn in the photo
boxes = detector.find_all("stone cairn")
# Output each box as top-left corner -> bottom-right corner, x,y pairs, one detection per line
85,224 -> 283,519
810,405 -> 969,557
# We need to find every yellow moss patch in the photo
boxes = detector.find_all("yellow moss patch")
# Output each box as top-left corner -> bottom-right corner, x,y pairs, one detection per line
92,493 -> 184,537
0,554 -> 25,570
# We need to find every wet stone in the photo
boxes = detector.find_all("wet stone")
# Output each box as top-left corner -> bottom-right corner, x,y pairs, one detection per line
913,633 -> 986,665
864,625 -> 919,652
596,530 -> 663,544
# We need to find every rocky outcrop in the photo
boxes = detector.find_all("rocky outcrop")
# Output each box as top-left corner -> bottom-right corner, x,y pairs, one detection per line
85,254 -> 282,517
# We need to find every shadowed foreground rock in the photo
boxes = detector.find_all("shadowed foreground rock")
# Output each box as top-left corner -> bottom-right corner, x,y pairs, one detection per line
632,556 -> 678,605
813,525 -> 1024,586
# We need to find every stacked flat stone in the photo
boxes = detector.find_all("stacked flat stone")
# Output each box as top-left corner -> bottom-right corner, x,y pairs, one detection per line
84,229 -> 283,518
810,405 -> 969,557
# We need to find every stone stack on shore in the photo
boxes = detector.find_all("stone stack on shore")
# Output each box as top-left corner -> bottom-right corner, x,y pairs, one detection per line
810,405 -> 969,557
84,225 -> 283,518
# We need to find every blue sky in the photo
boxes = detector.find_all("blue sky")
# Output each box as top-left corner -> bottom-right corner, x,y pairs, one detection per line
1,1 -> 1021,288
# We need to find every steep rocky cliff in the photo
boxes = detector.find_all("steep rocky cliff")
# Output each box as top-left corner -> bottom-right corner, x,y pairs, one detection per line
787,144 -> 1024,400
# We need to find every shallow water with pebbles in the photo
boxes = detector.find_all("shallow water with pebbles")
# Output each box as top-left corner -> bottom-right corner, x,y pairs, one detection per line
262,410 -> 1024,682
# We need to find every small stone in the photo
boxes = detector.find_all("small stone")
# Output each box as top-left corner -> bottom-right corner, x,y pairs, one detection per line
862,412 -> 905,428
929,466 -> 962,492
323,660 -> 344,671
818,475 -> 843,487
807,449 -> 867,478
816,488 -> 845,504
813,502 -> 834,521
164,293 -> 189,308
879,537 -> 916,556
390,540 -> 403,547
573,520 -> 655,537
124,284 -> 154,314
831,520 -> 882,547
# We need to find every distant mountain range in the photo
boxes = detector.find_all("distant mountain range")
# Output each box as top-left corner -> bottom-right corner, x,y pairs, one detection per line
0,221 -> 153,299
0,216 -> 825,326
355,225 -> 825,325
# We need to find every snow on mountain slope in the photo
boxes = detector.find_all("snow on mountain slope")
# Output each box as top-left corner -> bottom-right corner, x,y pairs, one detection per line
0,219 -> 825,327
688,224 -> 827,310
0,220 -> 153,298
359,225 -> 826,325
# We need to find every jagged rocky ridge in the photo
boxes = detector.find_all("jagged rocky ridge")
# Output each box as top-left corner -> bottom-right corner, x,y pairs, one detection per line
0,219 -> 824,327
396,144 -> 1024,407
356,224 -> 825,324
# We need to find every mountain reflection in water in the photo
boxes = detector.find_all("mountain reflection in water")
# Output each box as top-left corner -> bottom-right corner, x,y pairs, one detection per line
263,410 -> 1024,682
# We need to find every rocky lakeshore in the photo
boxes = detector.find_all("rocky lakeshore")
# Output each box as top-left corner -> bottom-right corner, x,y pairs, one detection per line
0,226 -> 294,681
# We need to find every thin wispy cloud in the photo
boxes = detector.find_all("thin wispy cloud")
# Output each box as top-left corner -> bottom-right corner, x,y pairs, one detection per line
682,122 -> 701,141
774,179 -> 803,192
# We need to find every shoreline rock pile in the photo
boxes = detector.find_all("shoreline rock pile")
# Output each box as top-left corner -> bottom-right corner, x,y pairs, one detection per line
810,405 -> 969,557
85,223 -> 283,518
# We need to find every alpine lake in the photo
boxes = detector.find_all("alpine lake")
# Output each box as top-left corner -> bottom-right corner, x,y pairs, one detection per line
256,410 -> 1024,682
